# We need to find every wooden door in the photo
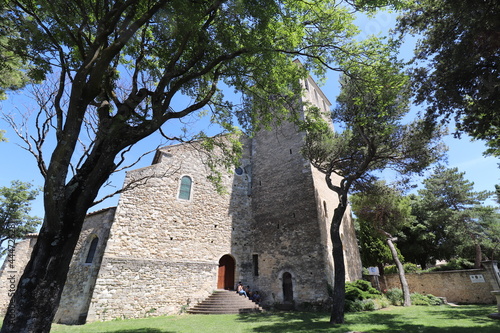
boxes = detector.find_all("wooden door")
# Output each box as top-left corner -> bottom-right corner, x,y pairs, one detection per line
217,255 -> 235,290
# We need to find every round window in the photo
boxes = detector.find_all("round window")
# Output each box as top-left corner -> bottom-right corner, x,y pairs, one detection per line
235,167 -> 243,175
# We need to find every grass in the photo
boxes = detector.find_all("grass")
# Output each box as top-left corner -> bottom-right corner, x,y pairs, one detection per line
49,305 -> 500,333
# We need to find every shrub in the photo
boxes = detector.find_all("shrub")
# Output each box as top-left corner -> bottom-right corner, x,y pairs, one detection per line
362,299 -> 376,311
373,296 -> 391,309
411,293 -> 444,306
345,298 -> 381,312
345,299 -> 364,312
384,263 -> 419,274
426,258 -> 474,272
345,280 -> 380,302
385,288 -> 403,306
344,280 -> 386,312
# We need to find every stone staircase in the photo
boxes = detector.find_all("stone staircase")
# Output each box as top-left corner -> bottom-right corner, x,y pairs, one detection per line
188,289 -> 264,314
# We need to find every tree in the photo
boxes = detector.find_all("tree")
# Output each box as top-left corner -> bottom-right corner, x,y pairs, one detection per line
397,0 -> 500,156
351,181 -> 413,306
0,180 -> 42,249
466,205 -> 500,263
0,7 -> 36,99
0,0 -> 390,331
356,215 -> 394,270
397,166 -> 492,268
496,185 -> 500,204
301,40 -> 445,323
395,194 -> 439,269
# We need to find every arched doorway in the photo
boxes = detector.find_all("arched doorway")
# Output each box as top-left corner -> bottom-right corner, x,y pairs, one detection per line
282,272 -> 293,302
217,255 -> 235,290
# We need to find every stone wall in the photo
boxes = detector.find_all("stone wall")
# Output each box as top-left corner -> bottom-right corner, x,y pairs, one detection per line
247,76 -> 362,309
88,258 -> 217,321
0,234 -> 37,315
54,208 -> 116,324
88,137 -> 253,320
251,118 -> 332,307
381,269 -> 497,304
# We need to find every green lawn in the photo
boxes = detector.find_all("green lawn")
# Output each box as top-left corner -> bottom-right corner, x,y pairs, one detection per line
50,305 -> 500,333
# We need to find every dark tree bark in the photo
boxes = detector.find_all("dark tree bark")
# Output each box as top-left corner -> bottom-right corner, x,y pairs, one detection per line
328,176 -> 351,324
329,203 -> 347,324
3,219 -> 83,331
2,133 -> 133,332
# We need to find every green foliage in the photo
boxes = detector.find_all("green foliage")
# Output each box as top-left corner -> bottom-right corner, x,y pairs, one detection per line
345,280 -> 381,302
384,263 -> 419,274
397,0 -> 500,156
385,288 -> 443,307
426,258 -> 475,272
351,181 -> 414,235
345,299 -> 378,312
0,180 -> 41,248
385,288 -> 403,306
200,132 -> 244,193
302,39 -> 446,191
0,31 -> 32,99
496,185 -> 500,205
397,166 -> 494,268
345,299 -> 365,312
410,293 -> 444,306
357,220 -> 394,267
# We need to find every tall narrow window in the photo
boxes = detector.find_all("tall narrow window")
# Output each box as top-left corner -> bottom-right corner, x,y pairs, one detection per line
178,176 -> 192,200
252,254 -> 259,276
85,237 -> 99,263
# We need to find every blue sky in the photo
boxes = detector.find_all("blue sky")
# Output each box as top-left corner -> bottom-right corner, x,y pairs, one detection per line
0,10 -> 499,220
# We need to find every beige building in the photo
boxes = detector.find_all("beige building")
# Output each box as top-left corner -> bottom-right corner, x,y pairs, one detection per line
0,76 -> 362,324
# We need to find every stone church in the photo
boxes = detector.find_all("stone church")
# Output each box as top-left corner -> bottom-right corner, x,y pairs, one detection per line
0,76 -> 362,324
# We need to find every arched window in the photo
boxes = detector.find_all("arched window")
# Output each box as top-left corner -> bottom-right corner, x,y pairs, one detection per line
178,176 -> 192,200
85,237 -> 99,263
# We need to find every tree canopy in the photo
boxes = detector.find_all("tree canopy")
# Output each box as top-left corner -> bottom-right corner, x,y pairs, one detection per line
397,0 -> 500,156
0,180 -> 42,248
397,166 -> 494,268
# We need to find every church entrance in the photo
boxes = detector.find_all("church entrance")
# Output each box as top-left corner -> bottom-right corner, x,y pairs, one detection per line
217,254 -> 235,290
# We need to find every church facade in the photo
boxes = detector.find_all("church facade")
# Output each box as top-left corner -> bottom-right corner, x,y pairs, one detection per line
0,76 -> 362,324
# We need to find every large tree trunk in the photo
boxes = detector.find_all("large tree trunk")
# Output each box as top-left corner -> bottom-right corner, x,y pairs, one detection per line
385,235 -> 411,307
1,137 -> 123,332
1,218 -> 84,332
329,202 -> 348,324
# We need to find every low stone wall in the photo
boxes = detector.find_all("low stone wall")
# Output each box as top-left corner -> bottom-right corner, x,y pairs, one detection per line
380,269 -> 497,304
87,257 -> 218,321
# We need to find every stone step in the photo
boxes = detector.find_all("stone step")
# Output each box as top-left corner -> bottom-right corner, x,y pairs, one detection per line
188,290 -> 263,315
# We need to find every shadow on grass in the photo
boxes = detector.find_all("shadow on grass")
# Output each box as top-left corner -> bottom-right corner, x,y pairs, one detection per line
106,329 -> 175,333
235,307 -> 500,333
236,312 -> 337,332
431,305 -> 497,323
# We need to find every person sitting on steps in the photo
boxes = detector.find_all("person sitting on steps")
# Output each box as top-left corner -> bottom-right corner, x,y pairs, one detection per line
237,282 -> 247,297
